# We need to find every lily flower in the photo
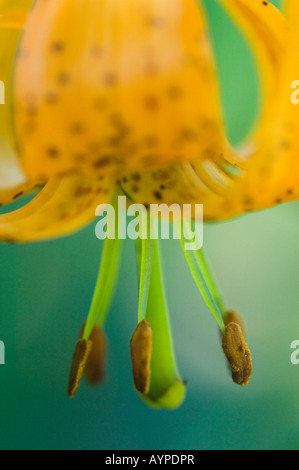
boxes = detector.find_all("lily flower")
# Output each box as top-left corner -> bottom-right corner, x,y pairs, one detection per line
0,0 -> 295,409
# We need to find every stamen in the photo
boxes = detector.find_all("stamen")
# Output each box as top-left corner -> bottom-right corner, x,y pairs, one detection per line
68,339 -> 93,398
135,238 -> 185,409
130,320 -> 152,394
177,220 -> 225,331
176,221 -> 253,387
193,245 -> 226,314
222,322 -> 252,386
82,236 -> 121,341
131,213 -> 153,394
82,194 -> 122,340
223,309 -> 245,331
84,326 -> 107,385
137,212 -> 153,323
67,193 -> 121,396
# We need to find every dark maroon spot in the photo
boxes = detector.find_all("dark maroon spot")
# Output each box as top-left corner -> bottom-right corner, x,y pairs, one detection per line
103,72 -> 117,86
147,16 -> 165,28
93,156 -> 113,168
57,72 -> 70,85
13,191 -> 24,200
144,95 -> 160,111
131,173 -> 141,182
153,191 -> 163,201
69,122 -> 85,134
51,42 -> 64,53
75,187 -> 92,198
46,147 -> 60,158
44,92 -> 59,104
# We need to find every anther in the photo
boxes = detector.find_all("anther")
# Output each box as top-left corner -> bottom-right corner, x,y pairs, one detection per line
223,309 -> 245,331
130,320 -> 152,394
67,339 -> 93,398
222,322 -> 252,387
84,326 -> 107,385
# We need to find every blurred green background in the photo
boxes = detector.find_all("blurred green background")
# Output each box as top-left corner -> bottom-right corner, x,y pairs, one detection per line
1,0 -> 299,450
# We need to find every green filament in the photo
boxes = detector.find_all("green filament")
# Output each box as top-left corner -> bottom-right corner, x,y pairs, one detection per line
177,221 -> 225,332
137,213 -> 153,323
83,195 -> 122,340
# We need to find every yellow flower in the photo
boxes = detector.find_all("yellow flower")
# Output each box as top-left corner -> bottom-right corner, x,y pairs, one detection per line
0,0 -> 295,408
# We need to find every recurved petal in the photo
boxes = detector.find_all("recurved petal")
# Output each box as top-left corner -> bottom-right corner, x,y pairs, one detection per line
120,161 -> 233,219
218,0 -> 287,122
0,174 -> 115,243
0,0 -> 39,203
0,0 -> 33,28
0,181 -> 41,206
218,0 -> 299,213
13,0 -> 238,181
209,0 -> 299,214
122,0 -> 291,221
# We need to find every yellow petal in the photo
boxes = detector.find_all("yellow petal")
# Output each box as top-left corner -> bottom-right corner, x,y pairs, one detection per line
0,0 -> 38,203
0,174 -> 115,243
122,0 -> 290,220
218,0 -> 287,126
120,162 -> 231,213
219,0 -> 299,213
14,0 -> 238,181
0,0 -> 32,28
0,181 -> 41,206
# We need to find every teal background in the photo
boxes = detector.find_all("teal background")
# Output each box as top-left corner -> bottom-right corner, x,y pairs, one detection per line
1,0 -> 298,450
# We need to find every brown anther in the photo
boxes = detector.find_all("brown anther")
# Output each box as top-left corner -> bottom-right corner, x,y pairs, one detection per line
130,320 -> 152,394
222,322 -> 252,387
84,326 -> 107,385
223,309 -> 245,332
67,339 -> 93,398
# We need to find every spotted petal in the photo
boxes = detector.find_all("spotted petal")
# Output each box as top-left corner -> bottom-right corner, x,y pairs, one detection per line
121,0 -> 289,220
0,0 -> 41,205
0,174 -> 114,243
13,0 -> 239,182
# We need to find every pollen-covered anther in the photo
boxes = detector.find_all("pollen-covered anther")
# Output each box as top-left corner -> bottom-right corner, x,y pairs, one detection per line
67,339 -> 93,398
84,326 -> 107,386
130,320 -> 152,394
222,322 -> 252,387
